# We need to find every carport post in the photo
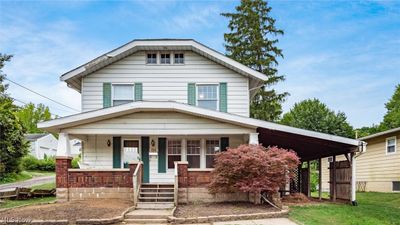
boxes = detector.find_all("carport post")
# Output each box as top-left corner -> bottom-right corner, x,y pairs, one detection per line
307,161 -> 311,197
332,155 -> 337,202
318,158 -> 322,200
351,153 -> 357,206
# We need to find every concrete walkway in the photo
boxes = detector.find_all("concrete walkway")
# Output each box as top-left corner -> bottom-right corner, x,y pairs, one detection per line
0,175 -> 55,191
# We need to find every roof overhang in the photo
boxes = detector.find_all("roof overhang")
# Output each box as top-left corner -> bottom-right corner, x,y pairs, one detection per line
359,127 -> 400,140
38,101 -> 362,158
61,39 -> 267,93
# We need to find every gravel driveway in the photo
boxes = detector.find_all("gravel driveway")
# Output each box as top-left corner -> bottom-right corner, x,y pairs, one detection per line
0,175 -> 55,191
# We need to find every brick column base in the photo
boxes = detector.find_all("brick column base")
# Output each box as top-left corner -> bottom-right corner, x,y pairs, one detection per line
56,156 -> 72,202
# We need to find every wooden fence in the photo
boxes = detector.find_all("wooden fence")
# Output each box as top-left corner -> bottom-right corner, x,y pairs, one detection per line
0,187 -> 55,200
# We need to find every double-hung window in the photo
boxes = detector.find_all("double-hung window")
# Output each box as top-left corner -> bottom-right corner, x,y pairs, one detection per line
160,53 -> 171,64
112,84 -> 134,106
197,84 -> 218,110
206,139 -> 220,168
187,140 -> 200,168
386,137 -> 396,154
167,140 -> 181,169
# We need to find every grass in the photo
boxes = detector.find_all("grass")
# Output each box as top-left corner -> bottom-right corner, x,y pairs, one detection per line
0,197 -> 56,209
30,182 -> 55,190
0,170 -> 55,185
310,191 -> 330,199
289,192 -> 400,225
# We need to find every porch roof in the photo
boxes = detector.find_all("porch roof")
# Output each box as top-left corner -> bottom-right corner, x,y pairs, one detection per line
38,101 -> 364,160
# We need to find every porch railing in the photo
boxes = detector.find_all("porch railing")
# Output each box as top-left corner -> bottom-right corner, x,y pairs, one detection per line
174,162 -> 179,206
132,162 -> 142,206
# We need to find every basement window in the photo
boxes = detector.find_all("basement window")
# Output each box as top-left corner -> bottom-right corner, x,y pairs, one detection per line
393,181 -> 400,191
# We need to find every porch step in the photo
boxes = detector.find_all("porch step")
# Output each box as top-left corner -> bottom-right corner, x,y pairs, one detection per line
136,202 -> 174,209
138,183 -> 175,203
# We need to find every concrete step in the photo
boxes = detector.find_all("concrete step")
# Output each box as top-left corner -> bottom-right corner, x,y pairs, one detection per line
124,218 -> 168,224
125,209 -> 171,219
136,202 -> 174,209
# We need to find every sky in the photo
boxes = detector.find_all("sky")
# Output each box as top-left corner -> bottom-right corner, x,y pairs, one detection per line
0,0 -> 399,128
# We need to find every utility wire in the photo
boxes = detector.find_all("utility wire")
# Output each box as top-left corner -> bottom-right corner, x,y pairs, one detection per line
0,93 -> 61,117
4,77 -> 80,112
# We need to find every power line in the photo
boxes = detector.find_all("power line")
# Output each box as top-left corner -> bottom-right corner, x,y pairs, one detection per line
4,77 -> 80,112
0,93 -> 61,117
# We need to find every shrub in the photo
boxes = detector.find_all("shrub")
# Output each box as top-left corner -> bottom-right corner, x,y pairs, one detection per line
209,144 -> 300,195
22,155 -> 55,171
71,156 -> 80,169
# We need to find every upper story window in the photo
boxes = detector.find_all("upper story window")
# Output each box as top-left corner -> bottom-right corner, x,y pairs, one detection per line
197,84 -> 218,110
112,84 -> 134,106
146,53 -> 157,64
386,137 -> 396,154
160,53 -> 171,64
174,53 -> 184,64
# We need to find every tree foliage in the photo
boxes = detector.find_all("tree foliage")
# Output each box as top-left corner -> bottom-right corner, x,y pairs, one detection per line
209,144 -> 300,194
281,98 -> 354,138
381,84 -> 400,130
16,103 -> 52,133
222,0 -> 288,121
0,53 -> 28,176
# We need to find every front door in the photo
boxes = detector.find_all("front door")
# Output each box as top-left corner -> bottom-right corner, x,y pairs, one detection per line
122,140 -> 139,168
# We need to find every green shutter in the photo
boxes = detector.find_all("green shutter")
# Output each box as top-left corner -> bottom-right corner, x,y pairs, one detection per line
220,137 -> 229,152
103,83 -> 112,108
158,138 -> 167,173
141,137 -> 150,183
219,83 -> 227,112
135,83 -> 143,101
188,83 -> 196,105
112,137 -> 121,168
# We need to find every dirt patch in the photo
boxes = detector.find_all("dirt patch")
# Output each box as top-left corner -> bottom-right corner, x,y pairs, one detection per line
282,193 -> 324,206
174,202 -> 278,218
0,199 -> 132,220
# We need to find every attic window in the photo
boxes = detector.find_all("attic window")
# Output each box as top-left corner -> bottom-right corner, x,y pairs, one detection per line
174,53 -> 184,64
147,53 -> 157,64
160,53 -> 171,64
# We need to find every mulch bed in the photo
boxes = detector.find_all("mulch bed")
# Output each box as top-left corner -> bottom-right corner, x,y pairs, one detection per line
0,199 -> 132,220
174,202 -> 279,218
282,193 -> 324,206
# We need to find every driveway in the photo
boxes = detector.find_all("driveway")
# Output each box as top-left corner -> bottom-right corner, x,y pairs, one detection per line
0,175 -> 55,191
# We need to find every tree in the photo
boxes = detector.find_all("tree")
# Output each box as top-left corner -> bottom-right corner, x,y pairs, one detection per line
381,84 -> 400,130
209,144 -> 300,205
281,98 -> 354,138
222,0 -> 288,122
0,54 -> 28,177
16,103 -> 52,133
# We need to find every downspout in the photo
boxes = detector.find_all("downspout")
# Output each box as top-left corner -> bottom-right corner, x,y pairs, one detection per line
351,141 -> 367,206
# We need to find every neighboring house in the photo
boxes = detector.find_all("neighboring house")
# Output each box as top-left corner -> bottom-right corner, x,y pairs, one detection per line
321,127 -> 400,193
38,39 -> 363,204
25,133 -> 58,159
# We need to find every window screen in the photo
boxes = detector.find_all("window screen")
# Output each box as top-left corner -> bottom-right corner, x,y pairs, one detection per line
206,139 -> 220,168
113,84 -> 134,106
187,140 -> 200,168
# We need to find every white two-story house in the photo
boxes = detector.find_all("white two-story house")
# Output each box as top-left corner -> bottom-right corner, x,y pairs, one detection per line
38,39 -> 362,204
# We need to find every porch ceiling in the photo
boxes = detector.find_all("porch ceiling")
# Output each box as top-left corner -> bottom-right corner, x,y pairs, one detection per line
257,127 -> 358,161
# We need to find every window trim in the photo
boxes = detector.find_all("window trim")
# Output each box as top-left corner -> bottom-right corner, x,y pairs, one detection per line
160,52 -> 171,64
386,136 -> 397,155
111,83 -> 135,106
196,83 -> 219,111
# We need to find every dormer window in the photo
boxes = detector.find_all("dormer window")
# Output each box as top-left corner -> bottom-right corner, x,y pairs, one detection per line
160,53 -> 171,64
146,53 -> 157,64
112,84 -> 134,106
174,53 -> 184,64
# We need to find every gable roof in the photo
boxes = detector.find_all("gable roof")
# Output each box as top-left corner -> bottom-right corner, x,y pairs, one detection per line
359,127 -> 400,140
25,133 -> 50,141
61,39 -> 268,92
38,101 -> 361,147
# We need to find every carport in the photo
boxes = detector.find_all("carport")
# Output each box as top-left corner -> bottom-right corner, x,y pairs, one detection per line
257,127 -> 366,205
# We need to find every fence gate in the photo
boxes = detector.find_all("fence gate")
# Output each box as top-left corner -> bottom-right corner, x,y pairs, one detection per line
329,160 -> 351,201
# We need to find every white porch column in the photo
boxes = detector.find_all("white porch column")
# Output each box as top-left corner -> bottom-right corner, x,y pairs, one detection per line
351,153 -> 357,205
249,133 -> 259,145
57,133 -> 71,157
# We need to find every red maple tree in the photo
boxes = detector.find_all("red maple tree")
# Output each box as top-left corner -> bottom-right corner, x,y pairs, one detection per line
209,144 -> 300,194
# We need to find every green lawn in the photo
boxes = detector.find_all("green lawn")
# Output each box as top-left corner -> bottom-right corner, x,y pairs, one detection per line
290,192 -> 400,225
0,170 -> 55,184
0,196 -> 56,209
310,191 -> 330,199
30,182 -> 55,190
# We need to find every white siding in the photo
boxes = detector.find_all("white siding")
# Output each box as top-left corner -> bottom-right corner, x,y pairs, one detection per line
61,111 -> 255,135
81,51 -> 250,117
